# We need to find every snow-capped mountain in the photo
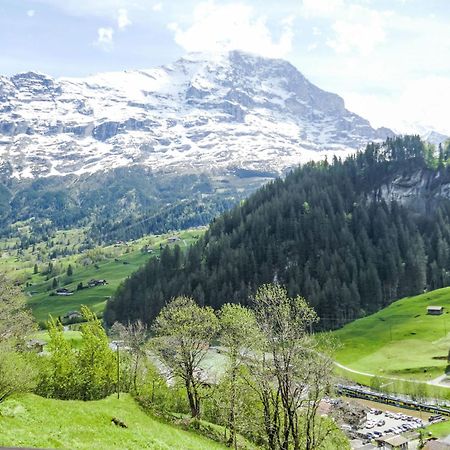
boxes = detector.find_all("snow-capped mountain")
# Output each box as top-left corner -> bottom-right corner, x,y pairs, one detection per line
0,50 -> 392,180
421,130 -> 450,146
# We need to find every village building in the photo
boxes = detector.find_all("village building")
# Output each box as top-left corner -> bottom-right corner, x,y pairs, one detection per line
63,311 -> 82,321
88,279 -> 108,287
424,437 -> 450,450
375,434 -> 409,449
26,339 -> 47,353
427,306 -> 444,315
350,440 -> 378,450
56,288 -> 74,296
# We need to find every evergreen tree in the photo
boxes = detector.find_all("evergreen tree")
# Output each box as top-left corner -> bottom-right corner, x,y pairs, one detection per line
106,136 -> 450,330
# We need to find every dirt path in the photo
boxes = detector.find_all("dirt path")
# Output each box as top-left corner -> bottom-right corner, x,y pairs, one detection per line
334,361 -> 374,378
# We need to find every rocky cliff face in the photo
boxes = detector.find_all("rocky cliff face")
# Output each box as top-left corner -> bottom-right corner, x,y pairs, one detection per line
0,50 -> 393,180
378,168 -> 450,213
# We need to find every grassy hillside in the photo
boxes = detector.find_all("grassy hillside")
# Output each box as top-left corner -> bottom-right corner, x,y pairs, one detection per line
0,228 -> 204,324
0,393 -> 228,450
333,287 -> 450,381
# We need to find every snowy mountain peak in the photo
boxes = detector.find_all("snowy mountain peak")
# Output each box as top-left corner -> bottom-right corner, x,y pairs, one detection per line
421,130 -> 450,146
0,51 -> 393,180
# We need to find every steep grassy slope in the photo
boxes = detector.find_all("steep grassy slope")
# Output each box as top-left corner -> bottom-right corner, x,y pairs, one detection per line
0,393 -> 228,450
333,287 -> 450,381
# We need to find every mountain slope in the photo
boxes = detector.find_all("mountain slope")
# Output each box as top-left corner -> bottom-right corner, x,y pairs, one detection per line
105,136 -> 450,329
333,286 -> 450,382
0,51 -> 395,244
0,50 -> 392,180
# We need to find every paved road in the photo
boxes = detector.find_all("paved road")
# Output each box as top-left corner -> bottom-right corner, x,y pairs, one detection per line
428,374 -> 450,387
335,361 -> 450,389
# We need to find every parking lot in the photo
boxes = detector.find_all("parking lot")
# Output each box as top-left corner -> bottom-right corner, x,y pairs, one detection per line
359,408 -> 428,440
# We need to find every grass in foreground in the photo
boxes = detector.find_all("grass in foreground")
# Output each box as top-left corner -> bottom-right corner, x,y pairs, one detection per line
0,393 -> 227,450
332,287 -> 450,382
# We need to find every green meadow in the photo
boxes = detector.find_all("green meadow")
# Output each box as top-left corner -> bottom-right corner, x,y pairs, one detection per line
333,287 -> 450,382
0,393 -> 227,450
0,228 -> 204,325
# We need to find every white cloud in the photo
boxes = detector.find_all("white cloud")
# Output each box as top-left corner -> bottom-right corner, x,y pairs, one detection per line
344,77 -> 450,135
117,8 -> 131,30
94,27 -> 114,51
152,2 -> 163,12
293,1 -> 450,135
326,10 -> 388,56
300,0 -> 344,18
300,0 -> 391,56
27,9 -> 35,17
168,1 -> 294,58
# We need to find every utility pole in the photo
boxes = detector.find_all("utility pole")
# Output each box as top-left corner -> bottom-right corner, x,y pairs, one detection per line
115,340 -> 124,399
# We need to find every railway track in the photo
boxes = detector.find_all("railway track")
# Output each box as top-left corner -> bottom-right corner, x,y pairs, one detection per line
336,383 -> 450,417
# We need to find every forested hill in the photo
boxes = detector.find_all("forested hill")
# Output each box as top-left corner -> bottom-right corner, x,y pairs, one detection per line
105,136 -> 450,330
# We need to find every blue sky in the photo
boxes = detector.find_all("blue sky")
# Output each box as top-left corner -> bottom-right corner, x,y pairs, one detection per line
2,0 -> 450,134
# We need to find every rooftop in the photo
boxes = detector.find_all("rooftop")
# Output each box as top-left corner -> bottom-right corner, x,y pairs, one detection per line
376,434 -> 409,446
424,439 -> 450,450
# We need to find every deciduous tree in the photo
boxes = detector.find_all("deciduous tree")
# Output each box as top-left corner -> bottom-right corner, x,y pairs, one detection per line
0,275 -> 37,402
111,319 -> 148,393
219,303 -> 260,448
245,284 -> 333,450
151,296 -> 219,419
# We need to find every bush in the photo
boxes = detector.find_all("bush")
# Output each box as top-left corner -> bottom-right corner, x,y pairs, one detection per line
0,346 -> 39,403
37,309 -> 117,401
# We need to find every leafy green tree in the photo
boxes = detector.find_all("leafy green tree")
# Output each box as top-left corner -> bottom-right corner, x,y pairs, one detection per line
219,303 -> 260,447
38,307 -> 117,401
151,296 -> 219,419
77,306 -> 116,400
0,348 -> 38,403
66,264 -> 73,277
38,316 -> 78,399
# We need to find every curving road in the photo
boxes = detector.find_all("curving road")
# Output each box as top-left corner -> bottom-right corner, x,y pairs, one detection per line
334,361 -> 450,389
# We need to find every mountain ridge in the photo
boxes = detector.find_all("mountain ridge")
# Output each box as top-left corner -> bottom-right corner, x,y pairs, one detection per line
0,50 -> 393,180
